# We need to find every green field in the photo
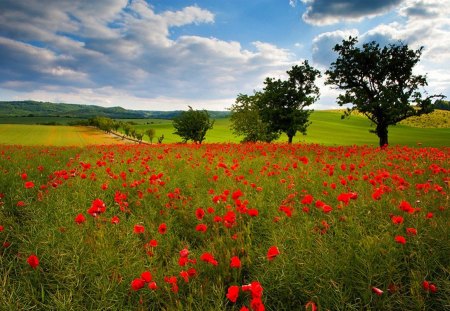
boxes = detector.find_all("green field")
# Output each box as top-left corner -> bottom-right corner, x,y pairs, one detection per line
0,111 -> 449,146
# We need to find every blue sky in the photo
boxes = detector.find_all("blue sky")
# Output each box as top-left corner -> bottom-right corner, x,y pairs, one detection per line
0,0 -> 449,110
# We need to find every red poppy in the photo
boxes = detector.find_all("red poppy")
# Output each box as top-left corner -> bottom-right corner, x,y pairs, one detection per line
230,256 -> 241,268
305,301 -> 317,311
148,281 -> 158,290
195,208 -> 205,220
21,173 -> 28,180
24,181 -> 35,189
267,246 -> 280,261
27,254 -> 39,269
111,216 -> 120,224
0,225 -> 4,232
372,287 -> 383,296
87,198 -> 106,217
391,215 -> 404,224
200,252 -> 218,265
133,224 -> 145,234
131,278 -> 145,291
148,239 -> 158,247
195,223 -> 207,232
394,235 -> 406,244
158,223 -> 167,234
141,271 -> 152,282
74,213 -> 86,224
180,270 -> 189,283
226,285 -> 239,303
406,227 -> 417,236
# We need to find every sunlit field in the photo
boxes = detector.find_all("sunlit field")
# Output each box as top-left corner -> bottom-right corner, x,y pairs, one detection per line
0,143 -> 448,310
0,125 -> 127,146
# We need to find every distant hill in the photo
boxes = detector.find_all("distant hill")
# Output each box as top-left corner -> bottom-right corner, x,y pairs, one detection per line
0,101 -> 230,119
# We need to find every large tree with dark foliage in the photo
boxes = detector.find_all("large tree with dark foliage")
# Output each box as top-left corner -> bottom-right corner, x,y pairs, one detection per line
326,37 -> 445,147
173,107 -> 214,144
257,61 -> 321,143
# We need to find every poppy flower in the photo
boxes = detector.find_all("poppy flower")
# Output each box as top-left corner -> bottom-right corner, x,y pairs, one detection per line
27,254 -> 39,269
24,181 -> 35,189
148,281 -> 158,290
305,301 -> 317,311
180,270 -> 189,283
133,224 -> 145,234
74,213 -> 86,224
131,278 -> 145,291
180,248 -> 189,258
141,271 -> 152,282
111,216 -> 120,224
406,227 -> 417,235
267,246 -> 280,261
87,198 -> 106,217
391,215 -> 404,224
0,225 -> 4,232
158,223 -> 167,234
200,252 -> 218,265
195,223 -> 207,232
195,208 -> 205,220
226,285 -> 239,303
372,287 -> 383,296
148,239 -> 158,247
230,256 -> 241,268
21,173 -> 28,180
394,235 -> 406,244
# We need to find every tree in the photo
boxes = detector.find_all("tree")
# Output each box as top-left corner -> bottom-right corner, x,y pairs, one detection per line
172,107 -> 214,144
325,37 -> 445,147
146,128 -> 156,144
257,61 -> 321,143
230,93 -> 280,143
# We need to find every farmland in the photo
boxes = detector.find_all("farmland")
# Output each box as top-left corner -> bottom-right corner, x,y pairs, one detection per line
1,110 -> 449,147
0,143 -> 448,310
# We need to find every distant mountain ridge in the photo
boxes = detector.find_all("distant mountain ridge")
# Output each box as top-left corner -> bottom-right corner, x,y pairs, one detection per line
0,100 -> 230,119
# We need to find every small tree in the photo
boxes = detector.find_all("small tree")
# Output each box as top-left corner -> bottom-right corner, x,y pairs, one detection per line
135,132 -> 144,142
173,107 -> 214,144
325,37 -> 445,147
257,61 -> 321,143
230,93 -> 280,142
146,128 -> 156,144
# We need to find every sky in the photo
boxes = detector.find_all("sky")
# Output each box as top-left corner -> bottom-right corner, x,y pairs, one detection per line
0,0 -> 449,111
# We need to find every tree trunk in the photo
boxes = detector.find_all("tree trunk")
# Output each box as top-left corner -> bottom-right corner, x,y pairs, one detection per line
288,135 -> 293,144
376,124 -> 388,148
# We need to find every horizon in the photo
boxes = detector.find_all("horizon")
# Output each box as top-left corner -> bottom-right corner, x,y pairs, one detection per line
1,1 -> 449,111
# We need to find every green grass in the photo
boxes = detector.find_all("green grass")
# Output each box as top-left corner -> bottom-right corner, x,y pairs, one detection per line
0,116 -> 86,125
0,143 -> 448,310
1,112 -> 449,147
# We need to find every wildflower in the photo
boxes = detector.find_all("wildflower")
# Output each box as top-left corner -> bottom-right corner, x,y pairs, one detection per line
180,248 -> 189,258
25,181 -> 35,189
133,224 -> 145,234
305,301 -> 317,311
74,213 -> 86,224
195,208 -> 205,220
0,225 -> 4,232
230,256 -> 241,268
27,254 -> 39,269
158,223 -> 167,234
87,198 -> 106,217
200,252 -> 218,266
372,287 -> 383,296
148,281 -> 158,290
111,216 -> 120,224
406,227 -> 417,235
141,271 -> 152,282
391,215 -> 404,224
267,246 -> 280,261
196,223 -> 207,232
226,285 -> 240,303
131,278 -> 145,291
148,239 -> 158,247
395,235 -> 406,244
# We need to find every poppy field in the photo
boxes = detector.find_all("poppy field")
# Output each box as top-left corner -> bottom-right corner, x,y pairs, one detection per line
0,143 -> 448,310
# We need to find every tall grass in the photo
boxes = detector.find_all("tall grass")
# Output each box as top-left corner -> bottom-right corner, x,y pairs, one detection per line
0,143 -> 448,310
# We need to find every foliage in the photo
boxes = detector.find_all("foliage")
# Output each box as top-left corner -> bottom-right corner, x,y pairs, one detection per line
257,61 -> 321,143
172,107 -> 214,143
0,143 -> 448,310
399,109 -> 450,128
325,36 -> 445,147
146,128 -> 156,143
433,100 -> 450,111
229,93 -> 280,143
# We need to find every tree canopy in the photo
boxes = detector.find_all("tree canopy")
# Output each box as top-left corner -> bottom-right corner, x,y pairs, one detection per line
231,61 -> 321,143
172,107 -> 214,144
325,36 -> 445,147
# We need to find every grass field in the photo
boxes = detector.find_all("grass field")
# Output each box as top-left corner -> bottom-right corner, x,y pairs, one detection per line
0,111 -> 449,147
0,125 -> 126,146
0,143 -> 448,310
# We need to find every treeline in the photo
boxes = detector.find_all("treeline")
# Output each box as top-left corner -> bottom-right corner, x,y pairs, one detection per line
88,117 -> 163,144
434,100 -> 450,111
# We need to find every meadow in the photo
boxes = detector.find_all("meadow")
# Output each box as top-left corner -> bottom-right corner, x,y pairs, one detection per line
0,142 -> 448,310
1,111 -> 448,147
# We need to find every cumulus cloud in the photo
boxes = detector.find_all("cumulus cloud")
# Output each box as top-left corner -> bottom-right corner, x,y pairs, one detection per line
0,0 -> 303,110
302,0 -> 404,25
